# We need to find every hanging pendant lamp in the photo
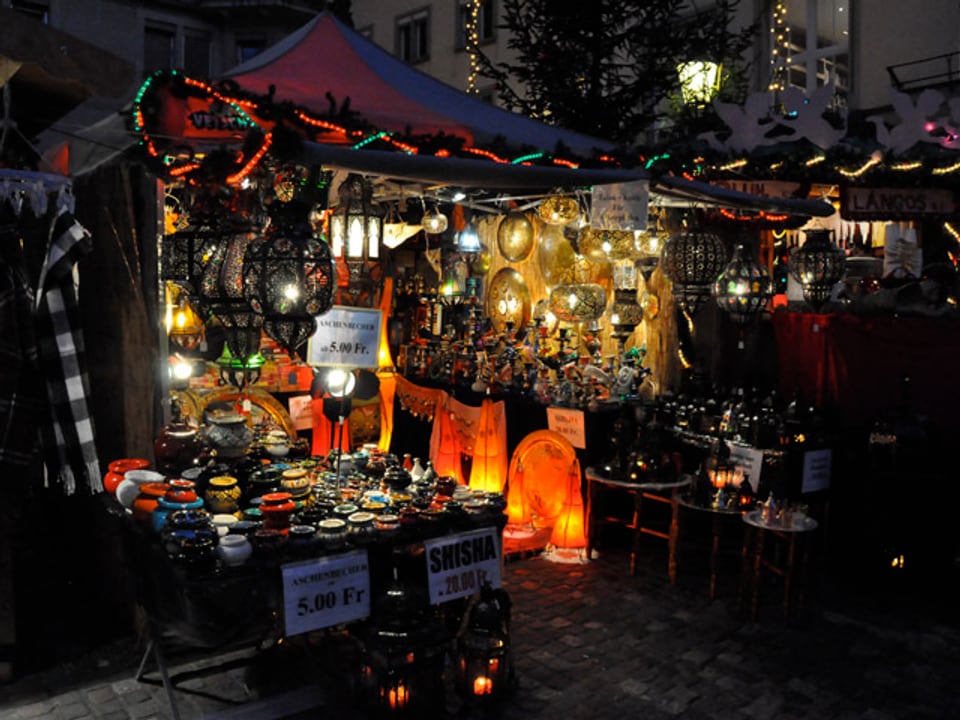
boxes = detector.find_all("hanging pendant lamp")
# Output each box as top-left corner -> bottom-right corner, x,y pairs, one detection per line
713,240 -> 773,323
660,229 -> 728,314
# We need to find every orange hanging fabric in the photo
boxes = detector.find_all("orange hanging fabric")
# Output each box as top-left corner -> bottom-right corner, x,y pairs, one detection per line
468,398 -> 507,493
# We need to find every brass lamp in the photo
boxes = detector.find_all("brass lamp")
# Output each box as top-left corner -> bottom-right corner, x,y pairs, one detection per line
790,228 -> 846,310
661,229 -> 728,315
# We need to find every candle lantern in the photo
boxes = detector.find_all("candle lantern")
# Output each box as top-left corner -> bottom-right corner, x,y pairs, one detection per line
712,241 -> 773,323
359,573 -> 449,718
456,584 -> 514,706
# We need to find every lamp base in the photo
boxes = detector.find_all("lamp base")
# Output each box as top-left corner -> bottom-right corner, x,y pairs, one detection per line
542,544 -> 589,564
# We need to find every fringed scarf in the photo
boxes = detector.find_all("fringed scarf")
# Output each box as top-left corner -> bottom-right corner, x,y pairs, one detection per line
34,211 -> 101,494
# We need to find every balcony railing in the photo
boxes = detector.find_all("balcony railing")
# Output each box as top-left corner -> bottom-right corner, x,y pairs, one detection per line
888,51 -> 960,92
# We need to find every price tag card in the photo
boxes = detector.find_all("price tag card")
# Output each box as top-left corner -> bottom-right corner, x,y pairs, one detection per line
281,549 -> 370,637
307,306 -> 382,369
801,448 -> 832,494
424,527 -> 502,605
546,406 -> 586,449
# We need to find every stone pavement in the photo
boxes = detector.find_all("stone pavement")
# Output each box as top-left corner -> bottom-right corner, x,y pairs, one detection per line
1,536 -> 959,720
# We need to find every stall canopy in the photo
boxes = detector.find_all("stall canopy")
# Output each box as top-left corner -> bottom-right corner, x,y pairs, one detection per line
222,12 -> 615,158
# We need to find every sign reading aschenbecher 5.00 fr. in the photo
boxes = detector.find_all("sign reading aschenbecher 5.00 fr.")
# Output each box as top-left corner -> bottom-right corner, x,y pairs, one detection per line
424,527 -> 502,605
281,549 -> 371,636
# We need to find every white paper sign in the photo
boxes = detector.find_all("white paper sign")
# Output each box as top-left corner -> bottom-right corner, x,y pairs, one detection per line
546,406 -> 586,449
590,180 -> 649,230
801,448 -> 832,494
727,441 -> 764,493
307,306 -> 383,369
424,528 -> 502,605
281,549 -> 370,636
288,394 -> 313,431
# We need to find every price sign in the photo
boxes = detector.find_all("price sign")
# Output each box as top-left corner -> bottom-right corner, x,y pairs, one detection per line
281,549 -> 370,636
424,527 -> 502,605
590,180 -> 649,230
546,406 -> 586,449
307,305 -> 383,369
801,448 -> 832,494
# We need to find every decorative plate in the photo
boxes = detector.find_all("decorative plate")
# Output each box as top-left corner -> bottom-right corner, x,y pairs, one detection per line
485,267 -> 531,333
186,387 -> 297,438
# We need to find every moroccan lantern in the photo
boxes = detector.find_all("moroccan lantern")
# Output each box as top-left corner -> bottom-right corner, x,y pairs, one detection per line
242,221 -> 335,356
329,173 -> 384,264
455,584 -> 514,705
420,205 -> 448,235
538,195 -> 580,226
713,241 -> 773,323
548,283 -> 607,323
660,229 -> 728,314
790,228 -> 846,310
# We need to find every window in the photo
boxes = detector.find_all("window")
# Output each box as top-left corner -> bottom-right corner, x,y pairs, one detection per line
11,0 -> 48,23
396,9 -> 429,64
144,23 -> 176,75
183,31 -> 211,76
770,0 -> 849,105
456,0 -> 495,50
236,34 -> 268,65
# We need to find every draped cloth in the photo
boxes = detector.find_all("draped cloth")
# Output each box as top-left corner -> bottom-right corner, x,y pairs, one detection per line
395,374 -> 443,420
429,393 -> 482,484
33,211 -> 101,494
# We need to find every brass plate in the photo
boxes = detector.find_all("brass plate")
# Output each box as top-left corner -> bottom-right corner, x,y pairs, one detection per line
485,267 -> 531,333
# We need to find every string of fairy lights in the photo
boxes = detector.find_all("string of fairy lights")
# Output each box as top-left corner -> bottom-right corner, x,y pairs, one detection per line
465,0 -> 482,95
768,0 -> 790,93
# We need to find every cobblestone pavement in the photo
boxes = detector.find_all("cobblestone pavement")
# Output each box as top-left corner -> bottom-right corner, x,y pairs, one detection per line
1,541 -> 959,720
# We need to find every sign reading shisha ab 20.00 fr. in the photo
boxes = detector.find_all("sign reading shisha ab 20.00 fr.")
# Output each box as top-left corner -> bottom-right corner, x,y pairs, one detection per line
424,527 -> 502,605
307,305 -> 382,369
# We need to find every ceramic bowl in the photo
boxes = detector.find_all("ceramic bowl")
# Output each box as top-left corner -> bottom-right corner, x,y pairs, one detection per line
116,469 -> 166,509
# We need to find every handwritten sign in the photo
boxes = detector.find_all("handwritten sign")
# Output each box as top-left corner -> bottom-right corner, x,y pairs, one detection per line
307,306 -> 382,369
591,180 -> 649,231
727,441 -> 763,493
801,448 -> 832,494
424,528 -> 502,605
281,550 -> 370,636
546,406 -> 586,449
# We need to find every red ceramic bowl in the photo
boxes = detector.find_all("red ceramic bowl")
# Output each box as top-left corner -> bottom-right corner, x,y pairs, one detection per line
103,458 -> 150,495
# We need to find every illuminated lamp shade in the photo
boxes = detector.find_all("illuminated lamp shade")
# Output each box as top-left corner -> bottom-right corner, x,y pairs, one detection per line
677,60 -> 722,105
242,226 -> 335,356
458,220 -> 482,254
548,283 -> 607,322
496,212 -> 534,262
537,195 -> 580,226
610,288 -> 644,329
328,174 -> 383,262
167,298 -> 205,351
324,367 -> 357,398
216,343 -> 266,388
660,230 -> 728,314
790,228 -> 846,310
468,398 -> 507,494
579,228 -> 638,261
635,231 -> 663,279
421,206 -> 449,235
712,242 -> 773,323
545,459 -> 587,563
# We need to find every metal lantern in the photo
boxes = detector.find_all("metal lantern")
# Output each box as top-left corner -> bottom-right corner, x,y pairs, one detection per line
660,229 -> 728,314
456,585 -> 514,705
713,242 -> 773,323
329,173 -> 384,263
790,228 -> 846,310
421,206 -> 448,235
548,283 -> 607,322
579,228 -> 638,260
242,223 -> 335,355
537,195 -> 580,226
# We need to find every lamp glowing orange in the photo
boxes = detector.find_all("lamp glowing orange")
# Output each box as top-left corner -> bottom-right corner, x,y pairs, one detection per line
473,676 -> 494,695
549,460 -> 587,549
388,683 -> 409,709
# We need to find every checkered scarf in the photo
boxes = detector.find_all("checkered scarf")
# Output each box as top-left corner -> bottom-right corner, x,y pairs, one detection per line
34,210 -> 102,494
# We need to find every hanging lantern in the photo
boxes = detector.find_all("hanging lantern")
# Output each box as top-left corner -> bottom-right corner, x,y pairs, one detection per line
579,228 -> 638,260
421,206 -> 449,235
548,283 -> 607,323
496,212 -> 534,261
161,230 -> 220,296
790,228 -> 846,310
660,229 -> 728,314
167,298 -> 205,351
610,288 -> 644,330
458,219 -> 481,254
329,174 -> 384,263
242,222 -> 335,355
455,585 -> 514,705
635,231 -> 664,280
216,343 -> 266,387
712,242 -> 773,323
537,195 -> 580,226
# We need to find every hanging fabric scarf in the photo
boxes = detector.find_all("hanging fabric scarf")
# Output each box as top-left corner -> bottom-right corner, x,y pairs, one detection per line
33,211 -> 101,494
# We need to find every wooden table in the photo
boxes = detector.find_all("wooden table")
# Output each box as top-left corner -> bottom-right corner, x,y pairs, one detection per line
584,467 -> 692,582
674,498 -> 745,600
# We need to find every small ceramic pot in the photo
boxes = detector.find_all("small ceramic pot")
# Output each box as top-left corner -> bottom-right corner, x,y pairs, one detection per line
153,495 -> 205,534
103,458 -> 150,496
216,534 -> 253,567
317,518 -> 347,552
204,475 -> 242,515
116,469 -> 166,510
212,513 -> 239,536
260,491 -> 296,533
131,481 -> 170,526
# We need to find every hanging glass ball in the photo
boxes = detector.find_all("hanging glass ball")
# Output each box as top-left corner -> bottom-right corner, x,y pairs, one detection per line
548,283 -> 607,322
421,207 -> 448,234
712,243 -> 773,323
660,230 -> 728,314
790,229 -> 846,310
538,225 -> 577,288
538,195 -> 580,226
497,211 -> 535,261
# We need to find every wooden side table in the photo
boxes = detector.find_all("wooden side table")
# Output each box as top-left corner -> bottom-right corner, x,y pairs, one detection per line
673,499 -> 745,600
584,467 -> 692,582
738,510 -> 819,620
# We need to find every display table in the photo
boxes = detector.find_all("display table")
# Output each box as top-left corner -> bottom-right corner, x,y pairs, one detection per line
674,498 -> 745,600
584,467 -> 692,581
107,497 -> 508,719
738,510 -> 818,620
